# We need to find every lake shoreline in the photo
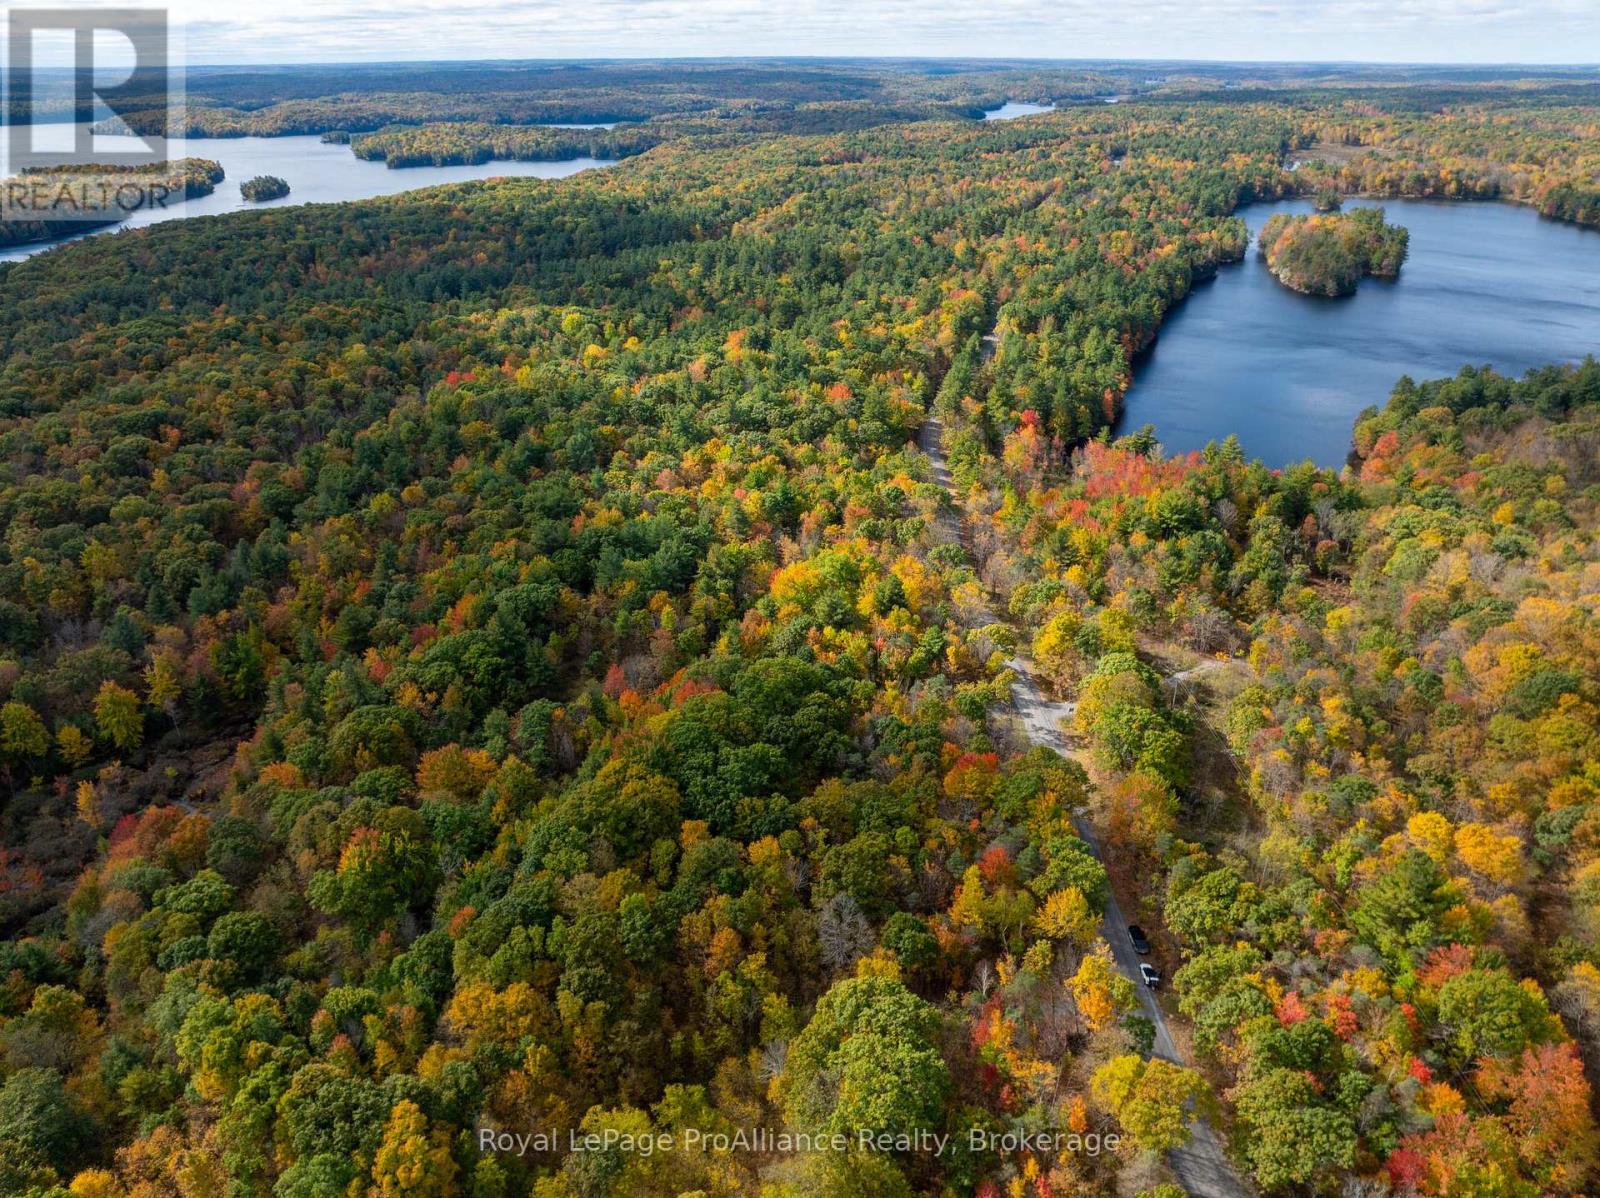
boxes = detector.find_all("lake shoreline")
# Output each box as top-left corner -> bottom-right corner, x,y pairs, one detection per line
1,125 -> 614,265
1117,195 -> 1600,468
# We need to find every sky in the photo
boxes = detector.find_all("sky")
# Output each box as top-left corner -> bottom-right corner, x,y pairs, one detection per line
6,0 -> 1600,66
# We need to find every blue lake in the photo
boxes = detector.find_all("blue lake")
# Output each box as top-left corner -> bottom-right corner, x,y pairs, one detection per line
983,102 -> 1056,120
1121,198 -> 1600,466
2,127 -> 612,263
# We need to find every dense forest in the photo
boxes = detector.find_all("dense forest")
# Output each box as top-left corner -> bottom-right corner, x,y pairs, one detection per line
342,103 -> 982,168
93,61 -> 1115,138
1280,94 -> 1600,227
41,57 -> 1600,237
1,59 -> 1599,1198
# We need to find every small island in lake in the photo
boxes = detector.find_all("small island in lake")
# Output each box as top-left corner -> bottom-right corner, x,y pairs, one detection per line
240,175 -> 291,202
1258,207 -> 1408,296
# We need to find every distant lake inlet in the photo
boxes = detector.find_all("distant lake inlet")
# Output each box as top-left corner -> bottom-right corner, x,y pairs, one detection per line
982,102 -> 1057,121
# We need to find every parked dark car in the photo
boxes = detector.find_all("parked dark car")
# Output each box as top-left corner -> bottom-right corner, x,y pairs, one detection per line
1127,924 -> 1151,955
1139,962 -> 1162,989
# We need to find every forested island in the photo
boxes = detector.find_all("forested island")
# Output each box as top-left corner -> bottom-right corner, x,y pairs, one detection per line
0,57 -> 1598,1198
0,158 -> 223,248
1257,207 -> 1409,295
239,174 -> 291,201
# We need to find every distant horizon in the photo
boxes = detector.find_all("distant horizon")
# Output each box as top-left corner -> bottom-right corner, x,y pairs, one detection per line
168,54 -> 1600,69
8,1 -> 1600,70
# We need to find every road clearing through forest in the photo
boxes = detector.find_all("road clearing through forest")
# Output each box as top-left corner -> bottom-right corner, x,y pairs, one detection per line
916,417 -> 1251,1198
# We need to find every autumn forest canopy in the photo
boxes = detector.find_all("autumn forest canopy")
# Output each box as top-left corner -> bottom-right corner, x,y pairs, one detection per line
0,55 -> 1599,1198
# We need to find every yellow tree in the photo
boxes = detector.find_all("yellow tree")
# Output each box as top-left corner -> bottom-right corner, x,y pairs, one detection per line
1454,822 -> 1524,886
1068,945 -> 1136,1032
370,1100 -> 458,1198
57,724 -> 94,767
0,700 -> 50,763
1090,1055 -> 1209,1153
144,651 -> 184,717
1405,811 -> 1453,864
1032,887 -> 1098,949
93,682 -> 143,752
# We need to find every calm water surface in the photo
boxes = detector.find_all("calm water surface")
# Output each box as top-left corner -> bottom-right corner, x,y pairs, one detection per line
1122,198 -> 1600,466
2,126 -> 613,263
983,102 -> 1056,120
